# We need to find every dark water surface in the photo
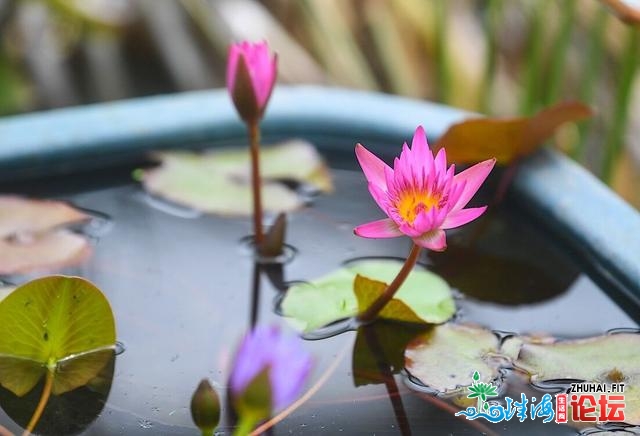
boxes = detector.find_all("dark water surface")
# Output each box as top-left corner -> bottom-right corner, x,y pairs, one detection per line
0,166 -> 637,435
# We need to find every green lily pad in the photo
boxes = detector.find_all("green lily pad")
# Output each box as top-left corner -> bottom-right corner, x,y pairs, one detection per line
139,139 -> 333,216
404,324 -> 502,395
0,276 -> 116,397
507,333 -> 640,425
281,259 -> 455,332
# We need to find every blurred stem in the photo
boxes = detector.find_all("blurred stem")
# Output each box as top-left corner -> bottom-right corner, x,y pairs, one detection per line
480,0 -> 503,114
357,243 -> 422,323
23,370 -> 54,436
544,0 -> 576,105
573,7 -> 608,161
434,0 -> 450,103
234,415 -> 257,436
248,120 -> 264,247
519,0 -> 545,115
602,27 -> 640,182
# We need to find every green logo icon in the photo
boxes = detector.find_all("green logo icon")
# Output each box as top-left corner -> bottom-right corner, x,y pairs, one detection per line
466,371 -> 499,411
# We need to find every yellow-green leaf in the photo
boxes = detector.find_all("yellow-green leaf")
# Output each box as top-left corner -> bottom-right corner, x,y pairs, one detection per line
0,276 -> 116,396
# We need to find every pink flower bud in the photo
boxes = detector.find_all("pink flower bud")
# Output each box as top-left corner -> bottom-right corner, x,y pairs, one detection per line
227,41 -> 278,124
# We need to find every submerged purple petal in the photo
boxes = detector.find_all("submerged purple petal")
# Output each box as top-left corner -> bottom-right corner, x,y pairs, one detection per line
230,326 -> 312,412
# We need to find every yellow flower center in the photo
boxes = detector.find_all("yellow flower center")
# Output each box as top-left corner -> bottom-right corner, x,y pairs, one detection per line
396,191 -> 440,223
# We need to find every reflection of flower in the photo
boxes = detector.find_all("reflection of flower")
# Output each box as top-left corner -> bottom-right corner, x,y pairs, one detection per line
354,126 -> 495,251
227,41 -> 277,123
230,325 -> 312,414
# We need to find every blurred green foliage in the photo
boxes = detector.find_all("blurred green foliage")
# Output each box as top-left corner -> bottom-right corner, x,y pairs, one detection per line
0,0 -> 638,206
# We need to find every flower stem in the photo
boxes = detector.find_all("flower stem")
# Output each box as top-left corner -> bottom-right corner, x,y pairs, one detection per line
234,415 -> 258,436
248,120 -> 264,247
23,370 -> 54,436
357,243 -> 422,323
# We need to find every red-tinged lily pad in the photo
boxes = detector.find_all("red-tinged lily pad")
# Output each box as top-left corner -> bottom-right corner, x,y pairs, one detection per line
601,0 -> 640,24
139,139 -> 333,216
434,101 -> 593,164
404,324 -> 503,395
0,197 -> 91,275
506,333 -> 640,425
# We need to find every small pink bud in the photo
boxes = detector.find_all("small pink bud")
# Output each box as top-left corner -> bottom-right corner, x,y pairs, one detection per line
227,41 -> 277,124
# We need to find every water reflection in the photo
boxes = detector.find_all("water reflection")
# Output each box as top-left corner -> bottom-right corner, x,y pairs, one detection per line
428,205 -> 578,305
0,350 -> 115,435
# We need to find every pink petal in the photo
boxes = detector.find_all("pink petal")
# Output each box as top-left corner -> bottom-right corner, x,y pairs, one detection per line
412,208 -> 437,234
411,126 -> 430,162
441,207 -> 487,229
412,229 -> 447,251
354,218 -> 402,238
368,182 -> 390,213
356,144 -> 390,189
434,148 -> 447,174
399,222 -> 424,238
451,158 -> 496,212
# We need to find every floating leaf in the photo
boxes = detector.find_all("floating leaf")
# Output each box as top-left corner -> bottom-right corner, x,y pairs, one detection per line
404,324 -> 502,394
0,196 -> 91,275
281,260 -> 455,332
434,101 -> 593,164
352,321 -> 429,387
140,140 -> 333,216
507,333 -> 640,424
0,276 -> 116,397
601,0 -> 640,24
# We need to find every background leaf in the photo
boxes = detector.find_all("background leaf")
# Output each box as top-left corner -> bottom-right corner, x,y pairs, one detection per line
140,139 -> 333,216
434,101 -> 593,164
506,332 -> 640,425
0,276 -> 116,396
0,196 -> 91,275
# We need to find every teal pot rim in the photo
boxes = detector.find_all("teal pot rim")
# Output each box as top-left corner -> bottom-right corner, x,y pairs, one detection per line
0,85 -> 638,314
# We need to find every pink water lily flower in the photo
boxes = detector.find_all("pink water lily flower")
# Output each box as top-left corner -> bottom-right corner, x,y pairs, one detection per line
354,126 -> 495,251
227,41 -> 277,123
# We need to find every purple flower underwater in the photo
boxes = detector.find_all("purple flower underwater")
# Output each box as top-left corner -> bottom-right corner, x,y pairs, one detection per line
354,126 -> 496,251
229,325 -> 312,414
